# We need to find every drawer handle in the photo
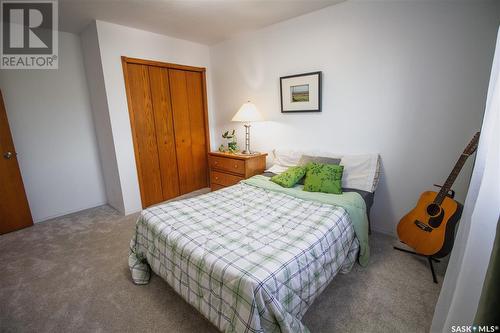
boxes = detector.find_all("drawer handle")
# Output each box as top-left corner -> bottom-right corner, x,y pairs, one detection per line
214,161 -> 218,165
215,176 -> 219,180
234,165 -> 238,168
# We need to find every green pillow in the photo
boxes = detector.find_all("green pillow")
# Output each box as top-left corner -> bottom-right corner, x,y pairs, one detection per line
270,166 -> 306,188
297,155 -> 341,185
303,162 -> 344,194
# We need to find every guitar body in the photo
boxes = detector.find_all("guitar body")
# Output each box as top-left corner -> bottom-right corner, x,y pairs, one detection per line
396,132 -> 478,259
397,191 -> 463,257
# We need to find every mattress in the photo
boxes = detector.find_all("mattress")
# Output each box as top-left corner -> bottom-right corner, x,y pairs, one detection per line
129,179 -> 363,332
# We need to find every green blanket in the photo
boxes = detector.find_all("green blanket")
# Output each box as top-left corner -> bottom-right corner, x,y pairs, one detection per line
243,175 -> 370,266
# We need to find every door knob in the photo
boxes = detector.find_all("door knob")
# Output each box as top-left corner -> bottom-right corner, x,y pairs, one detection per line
3,151 -> 16,159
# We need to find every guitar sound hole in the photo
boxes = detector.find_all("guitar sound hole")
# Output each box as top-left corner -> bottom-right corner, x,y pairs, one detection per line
426,203 -> 441,217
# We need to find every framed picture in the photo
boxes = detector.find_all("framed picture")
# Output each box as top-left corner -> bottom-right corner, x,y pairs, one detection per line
280,71 -> 321,113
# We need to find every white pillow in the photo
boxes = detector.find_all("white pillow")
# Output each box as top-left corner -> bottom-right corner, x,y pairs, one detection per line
266,149 -> 380,193
271,150 -> 305,167
339,154 -> 380,193
266,164 -> 290,174
266,149 -> 305,174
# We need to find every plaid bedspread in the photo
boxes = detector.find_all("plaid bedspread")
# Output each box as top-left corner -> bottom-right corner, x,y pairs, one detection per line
129,182 -> 360,333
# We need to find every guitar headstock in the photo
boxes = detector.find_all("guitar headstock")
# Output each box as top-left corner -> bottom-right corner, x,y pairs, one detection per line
464,132 -> 480,155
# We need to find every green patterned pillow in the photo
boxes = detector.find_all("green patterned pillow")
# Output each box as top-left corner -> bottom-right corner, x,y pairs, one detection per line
303,162 -> 344,194
270,166 -> 306,188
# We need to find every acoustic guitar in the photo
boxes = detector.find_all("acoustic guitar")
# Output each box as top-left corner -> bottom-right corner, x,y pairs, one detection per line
397,132 -> 480,258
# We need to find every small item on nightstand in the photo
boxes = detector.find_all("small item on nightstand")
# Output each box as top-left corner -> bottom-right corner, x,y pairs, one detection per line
220,129 -> 239,153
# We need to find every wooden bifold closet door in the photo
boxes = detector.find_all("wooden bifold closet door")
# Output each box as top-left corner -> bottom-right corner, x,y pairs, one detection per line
123,57 -> 210,208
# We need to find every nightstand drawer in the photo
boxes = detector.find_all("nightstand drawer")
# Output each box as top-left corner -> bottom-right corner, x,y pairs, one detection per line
210,183 -> 225,191
209,156 -> 245,175
210,171 -> 244,187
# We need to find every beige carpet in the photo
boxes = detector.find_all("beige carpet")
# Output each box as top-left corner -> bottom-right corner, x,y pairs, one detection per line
0,198 -> 444,333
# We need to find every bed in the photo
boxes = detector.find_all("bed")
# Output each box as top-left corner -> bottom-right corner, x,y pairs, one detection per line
129,172 -> 371,333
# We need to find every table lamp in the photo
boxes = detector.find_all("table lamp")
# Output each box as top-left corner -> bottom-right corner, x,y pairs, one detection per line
231,101 -> 263,154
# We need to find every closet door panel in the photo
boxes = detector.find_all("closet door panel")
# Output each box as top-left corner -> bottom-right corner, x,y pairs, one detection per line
168,69 -> 196,194
185,71 -> 208,190
125,63 -> 163,207
148,66 -> 180,201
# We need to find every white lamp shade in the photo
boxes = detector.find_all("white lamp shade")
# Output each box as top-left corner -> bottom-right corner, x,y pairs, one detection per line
231,101 -> 263,122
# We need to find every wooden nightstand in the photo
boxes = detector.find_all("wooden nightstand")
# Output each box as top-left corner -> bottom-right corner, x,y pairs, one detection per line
208,152 -> 267,191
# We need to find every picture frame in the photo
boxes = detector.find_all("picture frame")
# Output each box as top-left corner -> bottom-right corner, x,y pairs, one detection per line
280,71 -> 322,113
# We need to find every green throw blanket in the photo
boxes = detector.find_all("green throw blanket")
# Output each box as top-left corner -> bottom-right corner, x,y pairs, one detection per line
243,175 -> 370,266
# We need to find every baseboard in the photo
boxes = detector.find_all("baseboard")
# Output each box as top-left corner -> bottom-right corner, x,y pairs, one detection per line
34,201 -> 108,223
124,207 -> 141,216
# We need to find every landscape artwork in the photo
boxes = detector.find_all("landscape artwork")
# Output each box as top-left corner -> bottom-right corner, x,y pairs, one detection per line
280,71 -> 321,112
291,84 -> 309,102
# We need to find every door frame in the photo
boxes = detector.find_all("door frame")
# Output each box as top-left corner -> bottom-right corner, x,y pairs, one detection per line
121,56 -> 211,208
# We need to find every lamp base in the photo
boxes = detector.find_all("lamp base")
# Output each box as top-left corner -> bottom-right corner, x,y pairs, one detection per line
240,150 -> 259,155
243,124 -> 252,155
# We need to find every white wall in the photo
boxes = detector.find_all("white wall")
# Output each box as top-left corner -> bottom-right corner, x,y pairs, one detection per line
81,20 -> 212,215
80,22 -> 125,213
0,31 -> 106,222
210,1 -> 500,234
432,26 -> 500,332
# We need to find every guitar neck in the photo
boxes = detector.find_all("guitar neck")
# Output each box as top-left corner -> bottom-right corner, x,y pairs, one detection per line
434,153 -> 469,205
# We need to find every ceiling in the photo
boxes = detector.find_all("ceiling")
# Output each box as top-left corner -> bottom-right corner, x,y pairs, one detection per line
59,0 -> 345,45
